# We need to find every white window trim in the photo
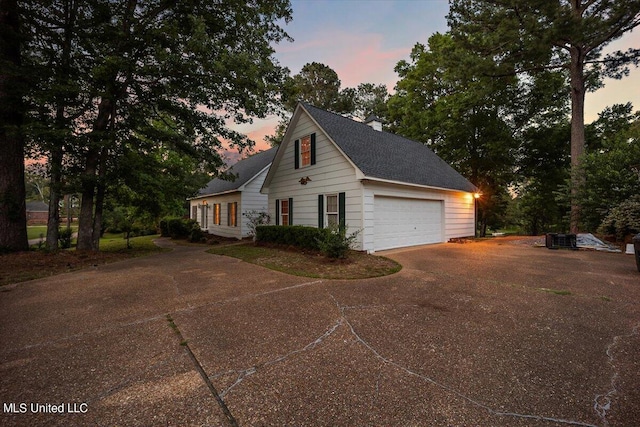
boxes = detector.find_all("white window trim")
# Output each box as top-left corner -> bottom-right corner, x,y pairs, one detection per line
299,134 -> 312,168
280,199 -> 289,226
325,193 -> 338,227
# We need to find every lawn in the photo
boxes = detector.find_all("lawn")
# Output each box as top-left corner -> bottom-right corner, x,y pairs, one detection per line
1,234 -> 168,286
207,242 -> 401,279
27,225 -> 78,241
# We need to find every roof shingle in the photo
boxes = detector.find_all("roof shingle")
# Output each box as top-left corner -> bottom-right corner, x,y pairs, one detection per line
196,148 -> 276,197
301,103 -> 476,193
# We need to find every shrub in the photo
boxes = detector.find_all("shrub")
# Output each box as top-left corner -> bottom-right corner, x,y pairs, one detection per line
598,195 -> 640,241
245,210 -> 271,240
159,218 -> 171,237
160,216 -> 200,240
189,223 -> 205,243
316,223 -> 361,259
256,225 -> 329,251
58,227 -> 73,249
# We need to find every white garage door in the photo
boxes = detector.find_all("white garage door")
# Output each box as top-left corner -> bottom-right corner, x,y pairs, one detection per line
374,197 -> 443,251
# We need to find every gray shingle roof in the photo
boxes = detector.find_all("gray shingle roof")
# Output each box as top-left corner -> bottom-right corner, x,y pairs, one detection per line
195,148 -> 276,197
301,103 -> 476,193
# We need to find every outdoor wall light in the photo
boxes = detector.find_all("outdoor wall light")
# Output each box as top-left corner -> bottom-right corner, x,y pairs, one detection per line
299,176 -> 312,185
474,192 -> 481,199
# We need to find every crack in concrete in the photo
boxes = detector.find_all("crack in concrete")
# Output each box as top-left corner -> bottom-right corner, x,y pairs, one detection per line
172,279 -> 325,316
166,314 -> 238,427
4,280 -> 324,356
593,322 -> 640,426
218,318 -> 343,399
329,294 -> 598,427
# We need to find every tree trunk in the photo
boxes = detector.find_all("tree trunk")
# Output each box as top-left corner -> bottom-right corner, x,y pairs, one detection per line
46,0 -> 77,251
91,148 -> 108,250
0,0 -> 28,251
569,45 -> 586,234
76,98 -> 112,251
76,147 -> 99,250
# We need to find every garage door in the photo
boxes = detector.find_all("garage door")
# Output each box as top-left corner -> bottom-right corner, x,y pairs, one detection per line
374,197 -> 443,251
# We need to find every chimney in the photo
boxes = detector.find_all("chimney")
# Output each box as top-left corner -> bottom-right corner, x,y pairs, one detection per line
364,114 -> 383,132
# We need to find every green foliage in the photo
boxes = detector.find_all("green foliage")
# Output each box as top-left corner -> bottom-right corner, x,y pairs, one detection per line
163,217 -> 198,240
58,228 -> 73,249
21,0 -> 294,250
255,225 -> 330,251
315,224 -> 361,259
245,210 -> 271,240
598,196 -> 640,241
448,0 -> 640,232
189,223 -> 205,243
577,105 -> 640,231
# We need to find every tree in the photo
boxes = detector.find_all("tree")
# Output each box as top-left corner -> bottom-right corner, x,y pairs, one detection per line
21,0 -> 293,251
388,33 -> 519,236
448,0 -> 640,233
352,83 -> 390,122
282,62 -> 353,113
0,0 -> 28,251
578,103 -> 640,231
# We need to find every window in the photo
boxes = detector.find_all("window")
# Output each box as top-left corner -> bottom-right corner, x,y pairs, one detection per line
191,206 -> 197,220
300,135 -> 311,167
325,194 -> 338,226
318,193 -> 345,229
213,204 -> 221,225
280,199 -> 289,226
228,202 -> 237,227
295,133 -> 315,169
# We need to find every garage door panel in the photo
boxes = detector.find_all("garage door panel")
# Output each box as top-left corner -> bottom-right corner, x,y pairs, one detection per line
374,197 -> 443,251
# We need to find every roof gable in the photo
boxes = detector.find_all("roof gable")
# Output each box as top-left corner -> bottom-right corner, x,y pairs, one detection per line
195,148 -> 276,198
300,103 -> 476,193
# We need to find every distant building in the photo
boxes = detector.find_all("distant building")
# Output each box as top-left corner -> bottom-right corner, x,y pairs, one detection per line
26,201 -> 49,225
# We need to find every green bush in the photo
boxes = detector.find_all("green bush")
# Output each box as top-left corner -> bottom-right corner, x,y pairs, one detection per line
256,225 -> 329,251
316,223 -> 361,259
58,227 -> 73,249
160,216 -> 200,240
159,218 -> 171,237
189,223 -> 205,243
598,195 -> 640,241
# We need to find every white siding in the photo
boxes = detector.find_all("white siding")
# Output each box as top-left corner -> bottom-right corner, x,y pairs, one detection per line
240,167 -> 270,237
363,181 -> 474,252
189,193 -> 243,239
266,112 -> 364,248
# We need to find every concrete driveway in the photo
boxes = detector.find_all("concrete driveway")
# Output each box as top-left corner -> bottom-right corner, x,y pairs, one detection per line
1,238 -> 638,426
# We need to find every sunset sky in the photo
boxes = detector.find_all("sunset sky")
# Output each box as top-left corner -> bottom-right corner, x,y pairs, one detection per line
236,0 -> 640,156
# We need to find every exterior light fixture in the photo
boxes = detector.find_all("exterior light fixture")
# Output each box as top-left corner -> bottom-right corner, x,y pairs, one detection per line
299,176 -> 312,185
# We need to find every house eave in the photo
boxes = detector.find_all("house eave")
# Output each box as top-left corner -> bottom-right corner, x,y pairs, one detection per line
361,177 -> 475,194
187,189 -> 241,201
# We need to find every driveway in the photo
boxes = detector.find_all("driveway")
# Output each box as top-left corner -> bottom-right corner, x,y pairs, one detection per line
1,238 -> 638,426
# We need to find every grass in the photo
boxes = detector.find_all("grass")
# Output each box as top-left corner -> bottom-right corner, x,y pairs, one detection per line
1,234 -> 168,286
207,242 -> 402,279
27,225 -> 78,241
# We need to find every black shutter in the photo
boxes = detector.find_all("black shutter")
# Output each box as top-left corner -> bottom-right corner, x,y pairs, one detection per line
310,133 -> 316,165
318,194 -> 324,228
294,139 -> 300,169
288,198 -> 293,225
227,203 -> 231,225
339,192 -> 346,229
275,199 -> 280,225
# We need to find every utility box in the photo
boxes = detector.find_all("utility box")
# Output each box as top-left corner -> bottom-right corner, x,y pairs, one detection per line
633,234 -> 640,272
545,233 -> 577,250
